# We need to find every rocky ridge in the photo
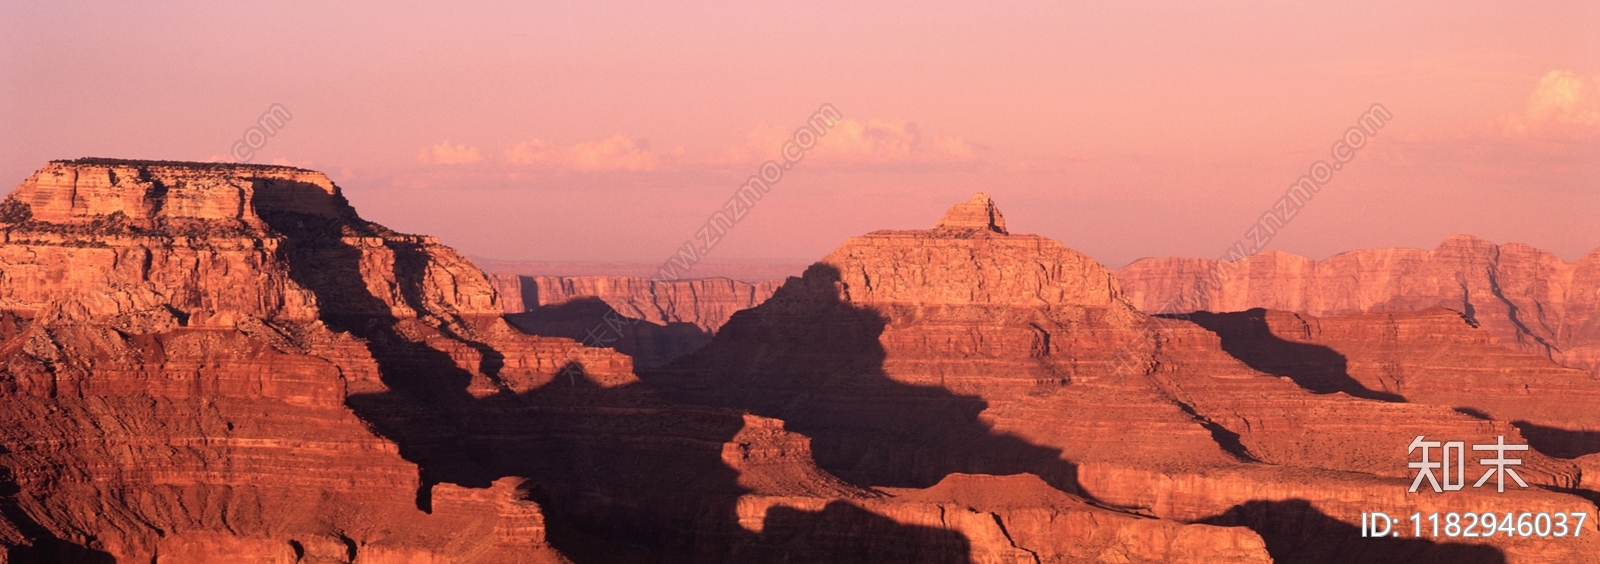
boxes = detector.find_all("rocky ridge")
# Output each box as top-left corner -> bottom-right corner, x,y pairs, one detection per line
491,274 -> 780,368
1114,238 -> 1600,378
0,159 -> 572,562
0,162 -> 1271,563
491,275 -> 780,331
648,193 -> 1600,563
1187,307 -> 1600,456
6,162 -> 1596,562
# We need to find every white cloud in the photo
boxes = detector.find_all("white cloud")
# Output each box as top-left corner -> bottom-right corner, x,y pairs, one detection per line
505,134 -> 666,171
418,142 -> 485,164
735,118 -> 979,165
1500,70 -> 1600,139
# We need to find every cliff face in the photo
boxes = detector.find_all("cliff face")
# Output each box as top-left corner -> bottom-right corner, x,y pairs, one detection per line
10,163 -> 1596,562
492,275 -> 780,330
0,160 -> 498,328
492,275 -> 780,368
0,159 -> 578,562
473,258 -> 808,282
0,163 -> 1271,563
1180,307 -> 1600,459
1114,237 -> 1600,378
650,194 -> 1600,563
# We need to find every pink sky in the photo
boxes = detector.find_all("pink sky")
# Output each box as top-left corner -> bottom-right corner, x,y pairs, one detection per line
3,1 -> 1597,268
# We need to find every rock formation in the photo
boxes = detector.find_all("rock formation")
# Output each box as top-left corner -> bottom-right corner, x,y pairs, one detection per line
0,159 -> 574,563
1179,307 -> 1600,459
472,258 -> 808,282
0,163 -> 1276,563
1114,238 -> 1600,379
492,275 -> 780,368
7,162 -> 1596,562
649,193 -> 1600,562
491,275 -> 779,331
933,192 -> 1008,233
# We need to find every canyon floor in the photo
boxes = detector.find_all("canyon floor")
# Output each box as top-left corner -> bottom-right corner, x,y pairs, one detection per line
1,159 -> 1597,563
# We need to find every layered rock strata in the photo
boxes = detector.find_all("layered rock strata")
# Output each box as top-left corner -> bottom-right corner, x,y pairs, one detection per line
1114,238 -> 1600,378
493,275 -> 780,368
1179,307 -> 1600,460
492,275 -> 780,331
0,162 -> 1269,563
473,258 -> 807,282
0,159 -> 571,563
649,193 -> 1600,562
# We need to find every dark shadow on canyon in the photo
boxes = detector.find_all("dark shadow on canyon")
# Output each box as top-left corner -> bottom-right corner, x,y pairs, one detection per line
258,196 -> 975,563
1510,420 -> 1600,459
511,364 -> 972,563
1200,499 -> 1506,564
506,297 -> 713,369
641,264 -> 1084,495
1173,309 -> 1406,402
1451,410 -> 1600,460
1452,407 -> 1494,421
0,445 -> 116,564
1168,396 -> 1255,462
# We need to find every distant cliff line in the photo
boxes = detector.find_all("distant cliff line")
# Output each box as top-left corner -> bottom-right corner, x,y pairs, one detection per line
507,236 -> 1600,379
471,257 -> 807,282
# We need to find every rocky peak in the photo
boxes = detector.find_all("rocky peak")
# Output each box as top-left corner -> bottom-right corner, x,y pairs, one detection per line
797,193 -> 1125,308
933,192 -> 1007,234
1432,233 -> 1499,257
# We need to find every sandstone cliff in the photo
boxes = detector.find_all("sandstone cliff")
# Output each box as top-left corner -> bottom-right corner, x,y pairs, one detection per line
1115,238 -> 1600,378
492,275 -> 779,330
10,163 -> 1593,562
650,193 -> 1600,563
492,275 -> 780,368
0,159 -> 575,562
472,258 -> 808,282
1179,307 -> 1600,459
0,163 -> 1273,563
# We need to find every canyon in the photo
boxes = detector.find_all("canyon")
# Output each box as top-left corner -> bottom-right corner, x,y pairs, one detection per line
0,162 -> 1263,563
1114,239 -> 1600,380
647,194 -> 1600,563
0,163 -> 1595,563
473,259 -> 807,283
491,274 -> 779,368
496,237 -> 1600,385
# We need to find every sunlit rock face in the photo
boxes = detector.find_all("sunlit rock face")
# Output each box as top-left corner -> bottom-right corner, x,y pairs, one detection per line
651,193 -> 1600,563
0,159 -> 587,562
1115,237 -> 1600,378
933,192 -> 1008,234
0,163 -> 1270,563
491,274 -> 781,333
491,274 -> 781,368
4,163 -> 1594,563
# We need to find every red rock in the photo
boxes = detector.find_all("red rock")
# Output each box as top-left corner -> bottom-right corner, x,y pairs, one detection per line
651,194 -> 1600,562
934,192 -> 1008,234
1115,237 -> 1600,378
0,159 -> 578,562
472,257 -> 808,282
1182,307 -> 1600,458
492,274 -> 779,331
4,163 -> 1260,563
5,163 -> 1588,562
882,473 -> 1268,563
492,274 -> 781,367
